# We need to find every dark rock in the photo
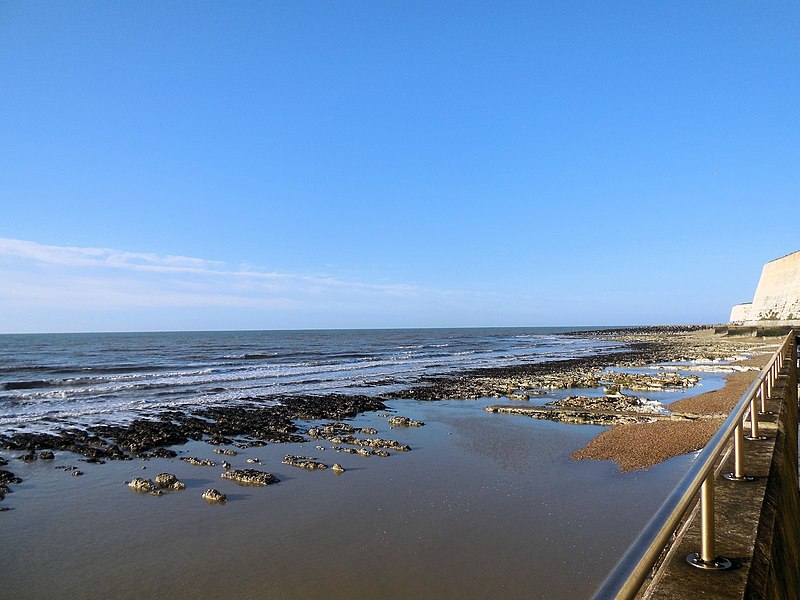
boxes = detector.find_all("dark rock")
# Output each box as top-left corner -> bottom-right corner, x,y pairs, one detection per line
38,451 -> 55,460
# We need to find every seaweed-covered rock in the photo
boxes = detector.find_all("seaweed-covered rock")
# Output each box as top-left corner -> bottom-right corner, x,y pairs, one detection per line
213,448 -> 237,456
38,451 -> 55,460
388,416 -> 424,427
154,473 -> 186,490
202,488 -> 227,503
220,468 -> 280,486
0,469 -> 22,502
282,455 -> 327,470
180,457 -> 216,467
127,477 -> 162,495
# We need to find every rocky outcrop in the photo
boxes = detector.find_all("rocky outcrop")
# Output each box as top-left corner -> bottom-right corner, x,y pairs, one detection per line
220,469 -> 280,486
601,370 -> 699,391
282,455 -> 327,470
0,469 -> 22,503
486,405 -> 657,426
202,489 -> 226,503
127,473 -> 185,494
328,435 -> 410,452
154,473 -> 186,490
387,416 -> 424,427
127,477 -> 163,496
180,457 -> 216,467
213,448 -> 237,456
549,394 -> 664,414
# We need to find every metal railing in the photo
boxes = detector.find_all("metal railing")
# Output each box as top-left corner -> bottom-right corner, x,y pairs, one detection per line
589,331 -> 797,600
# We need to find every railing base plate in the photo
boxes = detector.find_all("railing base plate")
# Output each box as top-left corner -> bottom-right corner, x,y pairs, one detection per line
686,553 -> 733,570
722,472 -> 757,482
744,435 -> 768,441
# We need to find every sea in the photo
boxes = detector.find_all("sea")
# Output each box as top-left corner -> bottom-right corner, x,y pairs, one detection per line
0,327 -> 622,432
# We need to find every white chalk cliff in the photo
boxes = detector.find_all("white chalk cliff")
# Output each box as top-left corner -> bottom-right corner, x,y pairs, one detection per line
730,250 -> 800,324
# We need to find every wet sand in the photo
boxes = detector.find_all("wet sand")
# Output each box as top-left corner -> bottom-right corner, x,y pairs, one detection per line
571,356 -> 768,472
0,398 -> 698,600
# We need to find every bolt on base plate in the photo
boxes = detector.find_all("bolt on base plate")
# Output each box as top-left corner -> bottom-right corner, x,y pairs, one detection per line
686,553 -> 733,570
722,472 -> 757,482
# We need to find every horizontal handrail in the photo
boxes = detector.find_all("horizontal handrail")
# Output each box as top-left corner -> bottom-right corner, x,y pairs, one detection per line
589,331 -> 796,600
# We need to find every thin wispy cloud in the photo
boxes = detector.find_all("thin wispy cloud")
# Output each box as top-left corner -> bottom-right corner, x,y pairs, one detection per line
0,238 -> 520,331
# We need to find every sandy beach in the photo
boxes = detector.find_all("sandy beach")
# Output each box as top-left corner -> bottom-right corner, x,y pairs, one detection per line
0,326 -> 780,599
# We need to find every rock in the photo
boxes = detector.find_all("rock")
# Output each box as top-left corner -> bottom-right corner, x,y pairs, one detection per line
202,488 -> 227,503
0,394 -> 385,464
127,477 -> 158,493
246,457 -> 261,464
0,470 -> 23,485
71,470 -> 83,476
18,451 -> 36,462
548,394 -> 664,414
388,416 -> 424,427
38,451 -> 55,460
149,448 -> 177,458
282,455 -> 327,470
315,445 -> 325,451
154,473 -> 185,490
180,457 -> 216,467
0,457 -> 7,467
220,468 -> 280,486
0,470 -> 22,502
213,448 -> 237,456
222,461 -> 231,470
331,463 -> 345,473
372,450 -> 390,457
360,428 -> 378,435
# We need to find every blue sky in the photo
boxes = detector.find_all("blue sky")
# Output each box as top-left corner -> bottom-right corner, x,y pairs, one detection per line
1,1 -> 798,333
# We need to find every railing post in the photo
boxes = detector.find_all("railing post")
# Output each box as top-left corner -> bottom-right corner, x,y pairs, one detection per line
686,476 -> 732,569
745,393 -> 766,440
724,421 -> 755,482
